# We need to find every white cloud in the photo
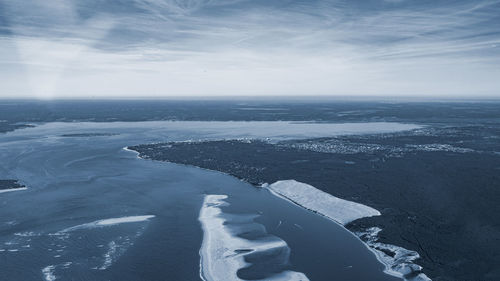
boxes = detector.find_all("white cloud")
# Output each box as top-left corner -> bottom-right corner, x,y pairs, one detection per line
0,0 -> 499,98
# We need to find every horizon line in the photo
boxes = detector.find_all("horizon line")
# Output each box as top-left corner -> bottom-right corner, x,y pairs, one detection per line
1,95 -> 500,103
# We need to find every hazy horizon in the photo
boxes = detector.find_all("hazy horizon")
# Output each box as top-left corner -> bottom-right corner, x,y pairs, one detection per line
1,95 -> 500,102
1,0 -> 499,98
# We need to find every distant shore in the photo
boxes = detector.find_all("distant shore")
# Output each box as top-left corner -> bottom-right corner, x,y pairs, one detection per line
127,126 -> 500,281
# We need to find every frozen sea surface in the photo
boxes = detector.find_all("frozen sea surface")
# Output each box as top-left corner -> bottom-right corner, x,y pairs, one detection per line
198,195 -> 309,281
1,120 -> 421,143
0,121 -> 413,280
266,180 -> 380,225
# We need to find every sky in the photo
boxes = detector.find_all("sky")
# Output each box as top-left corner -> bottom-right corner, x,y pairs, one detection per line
0,0 -> 499,99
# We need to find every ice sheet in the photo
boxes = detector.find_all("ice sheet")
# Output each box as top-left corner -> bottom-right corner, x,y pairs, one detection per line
14,121 -> 422,142
198,194 -> 309,281
266,180 -> 380,225
60,215 -> 155,232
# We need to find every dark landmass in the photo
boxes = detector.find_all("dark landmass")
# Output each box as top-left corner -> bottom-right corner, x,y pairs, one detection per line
0,180 -> 26,191
60,133 -> 119,137
129,124 -> 500,281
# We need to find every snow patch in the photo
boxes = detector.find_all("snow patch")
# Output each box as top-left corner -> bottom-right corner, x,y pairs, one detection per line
266,180 -> 380,225
42,265 -> 56,281
96,215 -> 155,226
123,146 -> 140,157
0,187 -> 27,193
198,194 -> 309,281
98,235 -> 137,270
14,231 -> 40,237
101,241 -> 118,270
60,215 -> 155,232
356,227 -> 431,281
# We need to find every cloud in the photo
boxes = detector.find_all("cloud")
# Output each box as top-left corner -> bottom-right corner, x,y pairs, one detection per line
0,0 -> 499,98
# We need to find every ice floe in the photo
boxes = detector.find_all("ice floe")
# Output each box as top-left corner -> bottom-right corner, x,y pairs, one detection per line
198,194 -> 309,281
265,180 -> 380,225
100,241 -> 118,270
42,265 -> 56,281
14,231 -> 41,237
0,187 -> 28,193
356,227 -> 431,281
44,216 -> 152,273
98,235 -> 137,270
60,215 -> 155,232
96,215 -> 155,226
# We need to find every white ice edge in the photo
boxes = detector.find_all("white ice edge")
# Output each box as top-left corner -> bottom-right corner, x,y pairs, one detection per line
122,146 -> 141,158
265,179 -> 430,281
60,215 -> 155,232
0,187 -> 28,193
357,228 -> 431,281
122,146 -> 137,153
96,215 -> 155,226
198,194 -> 309,281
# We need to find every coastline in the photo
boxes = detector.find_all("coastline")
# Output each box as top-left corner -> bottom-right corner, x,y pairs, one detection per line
125,146 -> 429,281
0,180 -> 28,194
0,187 -> 28,194
262,180 -> 429,280
2,101 -> 499,281
197,194 -> 309,281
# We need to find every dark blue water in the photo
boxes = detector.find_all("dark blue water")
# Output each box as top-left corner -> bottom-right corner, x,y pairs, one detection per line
0,122 -> 402,281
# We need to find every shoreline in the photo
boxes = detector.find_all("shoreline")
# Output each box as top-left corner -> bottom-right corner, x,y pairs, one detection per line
125,146 -> 429,281
0,180 -> 28,194
0,187 -> 28,194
